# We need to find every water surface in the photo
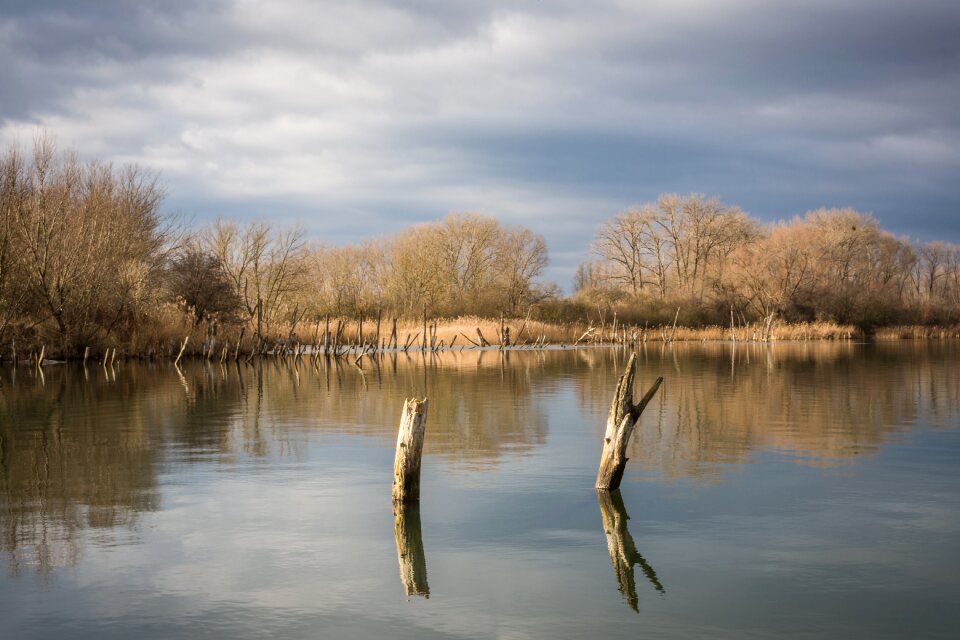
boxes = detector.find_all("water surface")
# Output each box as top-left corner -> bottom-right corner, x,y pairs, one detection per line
2,342 -> 959,638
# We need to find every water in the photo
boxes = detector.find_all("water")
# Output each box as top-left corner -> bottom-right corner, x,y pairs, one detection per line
2,342 -> 959,639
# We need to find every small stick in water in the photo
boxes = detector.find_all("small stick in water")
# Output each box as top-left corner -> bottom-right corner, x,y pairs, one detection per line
174,336 -> 189,367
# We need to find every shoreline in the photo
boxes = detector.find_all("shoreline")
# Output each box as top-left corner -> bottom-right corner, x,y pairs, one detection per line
6,319 -> 960,364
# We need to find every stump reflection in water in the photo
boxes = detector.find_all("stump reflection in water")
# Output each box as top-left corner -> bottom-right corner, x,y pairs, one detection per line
393,502 -> 429,598
597,489 -> 664,612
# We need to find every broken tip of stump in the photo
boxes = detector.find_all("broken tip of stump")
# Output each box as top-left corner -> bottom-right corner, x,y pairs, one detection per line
595,353 -> 663,491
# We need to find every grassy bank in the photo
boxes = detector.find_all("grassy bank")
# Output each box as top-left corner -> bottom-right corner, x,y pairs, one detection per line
872,325 -> 960,340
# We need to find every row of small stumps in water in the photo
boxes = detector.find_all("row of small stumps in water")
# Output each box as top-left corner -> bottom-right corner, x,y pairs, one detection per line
6,307 -> 819,367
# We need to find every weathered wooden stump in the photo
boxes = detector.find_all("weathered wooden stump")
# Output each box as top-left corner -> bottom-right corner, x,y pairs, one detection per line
392,398 -> 429,502
597,489 -> 664,612
174,336 -> 189,367
393,502 -> 429,597
595,353 -> 662,490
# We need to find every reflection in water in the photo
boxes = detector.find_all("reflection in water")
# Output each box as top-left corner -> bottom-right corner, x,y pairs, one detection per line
597,489 -> 664,612
0,366 -> 162,575
393,502 -> 429,597
1,342 -> 959,578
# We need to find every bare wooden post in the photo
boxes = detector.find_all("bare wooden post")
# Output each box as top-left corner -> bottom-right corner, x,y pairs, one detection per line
393,502 -> 430,597
323,315 -> 330,355
333,319 -> 344,355
762,312 -> 776,342
598,304 -> 605,344
392,398 -> 429,502
256,297 -> 263,343
174,336 -> 189,367
235,327 -> 245,361
515,308 -> 531,343
476,327 -> 490,347
403,332 -> 418,352
595,353 -> 663,490
575,326 -> 595,345
668,307 -> 680,343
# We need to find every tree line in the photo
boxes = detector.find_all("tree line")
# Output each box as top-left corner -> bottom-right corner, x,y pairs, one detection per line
577,194 -> 960,328
2,138 -> 958,357
0,139 -> 549,356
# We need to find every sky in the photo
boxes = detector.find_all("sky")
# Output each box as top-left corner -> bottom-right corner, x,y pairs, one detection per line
1,0 -> 958,288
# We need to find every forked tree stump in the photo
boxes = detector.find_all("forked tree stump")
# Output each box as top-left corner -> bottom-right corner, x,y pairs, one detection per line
595,353 -> 663,490
392,398 -> 429,502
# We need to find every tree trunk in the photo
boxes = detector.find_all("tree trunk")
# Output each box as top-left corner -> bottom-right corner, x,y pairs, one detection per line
595,353 -> 663,490
392,398 -> 429,502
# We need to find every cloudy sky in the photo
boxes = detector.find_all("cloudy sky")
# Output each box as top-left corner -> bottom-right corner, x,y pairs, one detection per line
2,0 -> 958,286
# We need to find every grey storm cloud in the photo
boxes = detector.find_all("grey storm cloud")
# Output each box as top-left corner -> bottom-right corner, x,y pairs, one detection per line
1,0 -> 958,287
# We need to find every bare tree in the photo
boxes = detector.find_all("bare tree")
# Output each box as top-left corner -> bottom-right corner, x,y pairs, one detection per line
1,135 -> 171,352
167,243 -> 241,325
592,208 -> 652,299
385,224 -> 448,316
203,219 -> 306,333
497,226 -> 548,314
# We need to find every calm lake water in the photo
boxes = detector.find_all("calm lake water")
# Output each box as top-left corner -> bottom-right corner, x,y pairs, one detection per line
2,342 -> 959,639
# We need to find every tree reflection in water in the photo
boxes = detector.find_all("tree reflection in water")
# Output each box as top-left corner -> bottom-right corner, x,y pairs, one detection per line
597,489 -> 664,612
1,342 -> 957,577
